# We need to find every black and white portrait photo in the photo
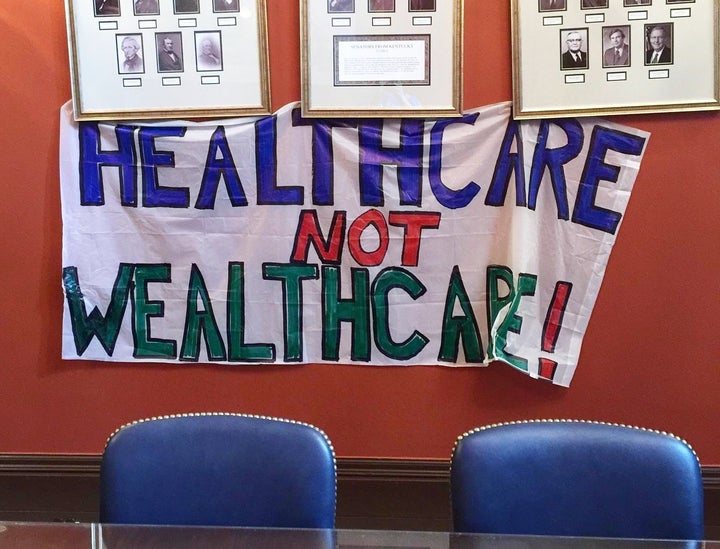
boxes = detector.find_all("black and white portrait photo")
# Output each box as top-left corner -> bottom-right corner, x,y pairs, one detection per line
213,0 -> 239,13
174,0 -> 199,13
195,32 -> 223,71
560,29 -> 589,70
328,0 -> 354,12
95,0 -> 120,16
602,26 -> 630,68
117,34 -> 144,74
539,0 -> 566,11
581,0 -> 608,8
409,0 -> 435,11
369,0 -> 395,12
134,0 -> 159,15
156,32 -> 184,72
645,23 -> 673,65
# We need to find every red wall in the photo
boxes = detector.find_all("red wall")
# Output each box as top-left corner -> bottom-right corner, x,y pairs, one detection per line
0,2 -> 718,463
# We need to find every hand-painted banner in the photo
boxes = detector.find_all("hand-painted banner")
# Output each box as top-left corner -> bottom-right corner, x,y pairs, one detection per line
60,101 -> 649,386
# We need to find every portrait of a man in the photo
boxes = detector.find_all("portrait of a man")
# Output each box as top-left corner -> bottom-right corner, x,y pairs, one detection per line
213,0 -> 239,13
645,24 -> 672,65
196,33 -> 223,71
561,29 -> 588,70
581,0 -> 608,7
134,0 -> 159,15
602,27 -> 630,68
118,35 -> 144,74
369,0 -> 395,12
95,0 -> 120,16
174,0 -> 199,13
539,0 -> 566,11
157,33 -> 184,72
328,0 -> 354,12
409,0 -> 435,10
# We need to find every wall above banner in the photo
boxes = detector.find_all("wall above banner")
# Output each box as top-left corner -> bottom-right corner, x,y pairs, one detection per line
59,101 -> 649,387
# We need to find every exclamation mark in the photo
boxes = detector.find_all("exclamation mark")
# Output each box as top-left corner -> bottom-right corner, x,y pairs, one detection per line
539,281 -> 573,381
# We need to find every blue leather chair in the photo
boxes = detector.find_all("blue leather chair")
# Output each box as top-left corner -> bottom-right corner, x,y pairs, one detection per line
99,413 -> 336,527
450,420 -> 704,540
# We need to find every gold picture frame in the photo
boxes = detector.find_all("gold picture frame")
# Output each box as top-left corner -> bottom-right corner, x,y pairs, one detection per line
300,0 -> 464,118
511,0 -> 720,119
64,0 -> 271,120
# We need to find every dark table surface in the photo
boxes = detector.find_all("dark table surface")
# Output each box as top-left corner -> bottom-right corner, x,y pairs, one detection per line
0,522 -> 716,549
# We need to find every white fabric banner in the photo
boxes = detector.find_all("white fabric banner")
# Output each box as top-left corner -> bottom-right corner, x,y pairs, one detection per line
60,101 -> 649,386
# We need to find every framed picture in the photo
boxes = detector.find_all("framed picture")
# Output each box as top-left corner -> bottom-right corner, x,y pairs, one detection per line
300,0 -> 463,118
65,0 -> 271,120
511,0 -> 720,118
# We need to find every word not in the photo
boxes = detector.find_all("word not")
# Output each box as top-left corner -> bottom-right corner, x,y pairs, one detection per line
291,209 -> 441,267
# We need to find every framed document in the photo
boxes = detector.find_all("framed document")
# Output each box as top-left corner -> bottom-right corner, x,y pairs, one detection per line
301,0 -> 463,118
65,0 -> 271,120
511,0 -> 720,118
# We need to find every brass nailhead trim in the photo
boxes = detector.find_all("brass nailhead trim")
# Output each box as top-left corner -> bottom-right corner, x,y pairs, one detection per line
450,418 -> 700,466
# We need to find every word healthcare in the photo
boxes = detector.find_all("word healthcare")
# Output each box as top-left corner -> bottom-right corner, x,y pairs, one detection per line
59,101 -> 649,386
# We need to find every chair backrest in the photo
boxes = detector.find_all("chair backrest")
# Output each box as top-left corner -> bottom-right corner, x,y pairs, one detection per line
99,413 -> 336,528
450,420 -> 704,540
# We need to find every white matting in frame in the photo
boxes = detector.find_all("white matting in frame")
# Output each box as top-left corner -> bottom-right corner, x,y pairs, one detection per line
65,0 -> 271,120
511,0 -> 720,119
301,0 -> 463,118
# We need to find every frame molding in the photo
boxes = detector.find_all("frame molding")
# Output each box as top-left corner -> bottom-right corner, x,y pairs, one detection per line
64,0 -> 272,120
510,0 -> 720,119
300,0 -> 463,118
